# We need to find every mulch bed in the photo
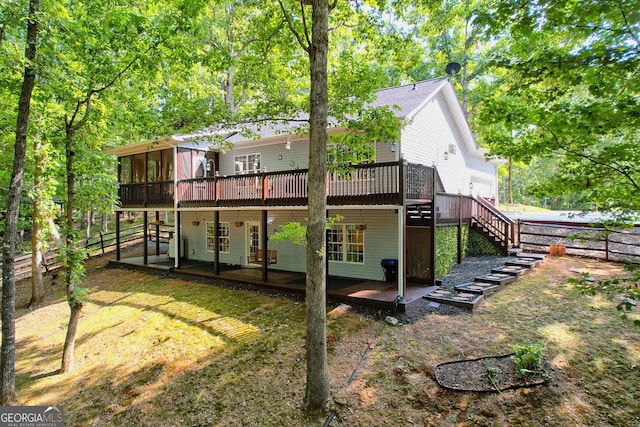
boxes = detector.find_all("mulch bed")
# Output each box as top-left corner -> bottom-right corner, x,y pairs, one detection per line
434,353 -> 554,392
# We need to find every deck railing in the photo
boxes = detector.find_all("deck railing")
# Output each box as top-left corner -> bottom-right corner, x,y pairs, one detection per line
435,193 -> 473,225
119,161 -> 432,208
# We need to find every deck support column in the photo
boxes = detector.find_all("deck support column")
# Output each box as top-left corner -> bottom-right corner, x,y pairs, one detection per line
214,210 -> 220,275
115,211 -> 121,261
261,209 -> 268,282
155,211 -> 160,256
325,209 -> 329,289
457,193 -> 463,264
143,210 -> 148,265
430,168 -> 438,283
176,210 -> 182,269
398,206 -> 405,299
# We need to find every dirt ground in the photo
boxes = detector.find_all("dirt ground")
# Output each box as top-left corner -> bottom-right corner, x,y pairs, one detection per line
10,251 -> 640,426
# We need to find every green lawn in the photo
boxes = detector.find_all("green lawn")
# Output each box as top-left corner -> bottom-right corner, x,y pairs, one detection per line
14,256 -> 640,426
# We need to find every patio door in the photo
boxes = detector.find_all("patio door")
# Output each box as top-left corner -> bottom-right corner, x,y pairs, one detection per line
247,222 -> 261,265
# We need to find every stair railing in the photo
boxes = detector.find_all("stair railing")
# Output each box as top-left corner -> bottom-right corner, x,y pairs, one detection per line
471,197 -> 517,250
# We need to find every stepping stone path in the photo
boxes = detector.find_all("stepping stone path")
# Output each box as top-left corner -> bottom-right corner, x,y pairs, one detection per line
474,272 -> 518,286
505,257 -> 542,269
425,288 -> 484,309
490,265 -> 530,277
425,253 -> 546,310
454,282 -> 500,296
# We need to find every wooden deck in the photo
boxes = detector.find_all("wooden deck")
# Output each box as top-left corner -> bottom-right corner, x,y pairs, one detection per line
108,255 -> 436,312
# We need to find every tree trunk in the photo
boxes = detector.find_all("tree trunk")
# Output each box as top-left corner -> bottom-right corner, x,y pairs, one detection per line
304,0 -> 330,413
61,132 -> 82,373
60,305 -> 81,373
1,0 -> 40,404
30,205 -> 44,308
102,213 -> 108,234
30,135 -> 47,308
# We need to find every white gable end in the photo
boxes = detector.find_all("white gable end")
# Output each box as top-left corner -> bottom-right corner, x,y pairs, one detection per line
400,90 -> 497,199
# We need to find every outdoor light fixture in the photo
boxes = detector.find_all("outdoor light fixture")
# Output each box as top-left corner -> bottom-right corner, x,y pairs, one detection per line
390,141 -> 397,152
443,151 -> 449,160
285,138 -> 291,150
469,182 -> 474,193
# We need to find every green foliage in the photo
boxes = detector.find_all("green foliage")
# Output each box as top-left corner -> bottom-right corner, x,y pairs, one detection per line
485,359 -> 502,393
67,286 -> 89,309
270,221 -> 307,247
435,225 -> 501,279
466,228 -> 500,257
477,0 -> 640,223
569,263 -> 640,326
510,341 -> 546,378
270,215 -> 344,247
435,226 -> 466,279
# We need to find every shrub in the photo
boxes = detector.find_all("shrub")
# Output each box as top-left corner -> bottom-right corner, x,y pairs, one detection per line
511,341 -> 546,377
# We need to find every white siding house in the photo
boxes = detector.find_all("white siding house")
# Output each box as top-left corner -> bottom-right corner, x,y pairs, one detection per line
106,77 -> 504,309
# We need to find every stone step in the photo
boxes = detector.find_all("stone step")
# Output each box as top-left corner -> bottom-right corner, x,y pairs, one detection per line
491,265 -> 530,277
517,252 -> 546,260
454,282 -> 501,296
505,257 -> 542,268
474,272 -> 518,286
424,288 -> 484,310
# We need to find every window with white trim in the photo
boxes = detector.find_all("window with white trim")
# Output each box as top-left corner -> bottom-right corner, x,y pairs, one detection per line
207,222 -> 230,253
328,224 -> 364,263
234,153 -> 261,174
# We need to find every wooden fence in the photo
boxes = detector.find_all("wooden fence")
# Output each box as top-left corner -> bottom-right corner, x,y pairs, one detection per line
0,223 -> 170,283
519,221 -> 640,262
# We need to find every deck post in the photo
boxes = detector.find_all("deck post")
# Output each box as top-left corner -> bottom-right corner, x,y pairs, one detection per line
115,211 -> 121,261
457,193 -> 463,264
399,157 -> 407,299
176,210 -> 182,269
261,209 -> 268,281
398,206 -> 404,299
214,210 -> 220,275
143,210 -> 148,265
326,209 -> 329,289
155,211 -> 160,256
430,168 -> 437,283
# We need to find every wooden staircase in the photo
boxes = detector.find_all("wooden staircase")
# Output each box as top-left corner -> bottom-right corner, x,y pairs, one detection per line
470,197 -> 517,255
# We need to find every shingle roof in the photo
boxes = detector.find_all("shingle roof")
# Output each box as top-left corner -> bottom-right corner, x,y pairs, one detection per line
106,77 -> 454,149
222,77 -> 451,143
369,77 -> 449,119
